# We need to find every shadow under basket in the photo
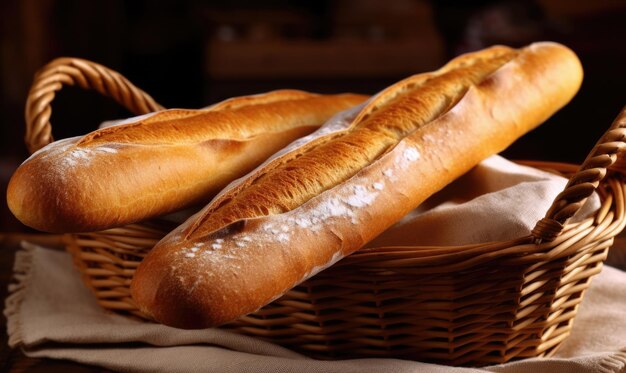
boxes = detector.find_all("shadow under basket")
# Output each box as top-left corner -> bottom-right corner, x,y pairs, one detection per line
26,57 -> 626,366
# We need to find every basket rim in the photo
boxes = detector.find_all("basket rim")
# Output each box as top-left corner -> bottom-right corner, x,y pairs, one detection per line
66,160 -> 625,256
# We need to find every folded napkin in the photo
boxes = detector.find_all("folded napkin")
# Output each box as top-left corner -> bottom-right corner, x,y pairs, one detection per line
368,155 -> 599,247
5,155 -> 625,373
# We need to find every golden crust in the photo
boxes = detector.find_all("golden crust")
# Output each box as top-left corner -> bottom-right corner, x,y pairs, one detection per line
7,91 -> 367,232
186,47 -> 518,238
78,91 -> 332,146
130,42 -> 583,329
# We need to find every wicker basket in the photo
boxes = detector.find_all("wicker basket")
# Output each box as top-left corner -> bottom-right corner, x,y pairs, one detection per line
24,58 -> 626,366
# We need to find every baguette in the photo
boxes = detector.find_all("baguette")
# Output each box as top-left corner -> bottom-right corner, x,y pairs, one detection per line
131,42 -> 583,329
7,90 -> 367,233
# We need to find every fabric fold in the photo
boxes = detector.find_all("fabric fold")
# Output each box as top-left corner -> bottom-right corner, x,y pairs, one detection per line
3,242 -> 33,347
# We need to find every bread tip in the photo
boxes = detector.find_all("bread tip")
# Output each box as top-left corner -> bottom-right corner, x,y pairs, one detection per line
130,245 -> 225,329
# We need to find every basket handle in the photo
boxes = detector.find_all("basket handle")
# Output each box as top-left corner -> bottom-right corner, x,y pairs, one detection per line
24,57 -> 165,154
532,106 -> 626,243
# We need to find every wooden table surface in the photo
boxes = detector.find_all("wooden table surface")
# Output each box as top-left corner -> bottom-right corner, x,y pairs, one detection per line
0,239 -> 113,373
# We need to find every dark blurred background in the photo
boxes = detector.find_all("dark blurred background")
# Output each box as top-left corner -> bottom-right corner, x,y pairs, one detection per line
2,0 -> 626,232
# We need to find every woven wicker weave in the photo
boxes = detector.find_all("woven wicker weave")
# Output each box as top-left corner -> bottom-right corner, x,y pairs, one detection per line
24,58 -> 626,366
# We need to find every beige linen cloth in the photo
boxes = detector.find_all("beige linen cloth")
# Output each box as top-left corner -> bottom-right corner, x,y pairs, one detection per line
5,156 -> 626,373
